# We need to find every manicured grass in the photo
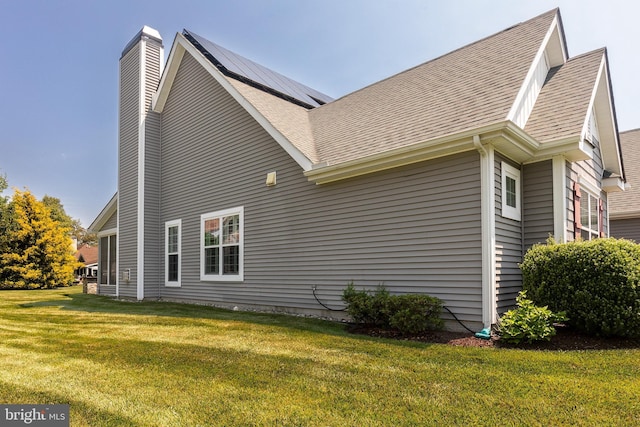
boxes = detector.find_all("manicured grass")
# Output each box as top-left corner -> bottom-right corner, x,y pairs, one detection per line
0,287 -> 638,426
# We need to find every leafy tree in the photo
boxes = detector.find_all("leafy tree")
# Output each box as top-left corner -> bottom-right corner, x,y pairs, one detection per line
0,174 -> 9,254
41,195 -> 97,246
0,189 -> 80,289
42,195 -> 74,230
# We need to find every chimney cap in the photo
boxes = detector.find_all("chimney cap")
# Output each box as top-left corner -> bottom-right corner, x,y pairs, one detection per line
121,26 -> 163,58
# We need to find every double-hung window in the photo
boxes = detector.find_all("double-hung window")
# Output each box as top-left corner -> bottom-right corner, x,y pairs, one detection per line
580,192 -> 600,241
501,162 -> 521,221
165,219 -> 181,287
201,207 -> 244,282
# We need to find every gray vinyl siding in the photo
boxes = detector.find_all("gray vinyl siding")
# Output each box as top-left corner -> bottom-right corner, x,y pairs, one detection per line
117,43 -> 140,297
144,111 -> 162,299
142,41 -> 163,299
494,154 -> 523,312
103,210 -> 118,231
610,218 -> 640,242
522,160 -> 554,247
158,53 -> 483,322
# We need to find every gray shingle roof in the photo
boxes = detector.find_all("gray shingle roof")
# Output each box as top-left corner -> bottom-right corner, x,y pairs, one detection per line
187,9 -> 562,168
525,49 -> 604,142
609,129 -> 640,216
308,9 -> 558,166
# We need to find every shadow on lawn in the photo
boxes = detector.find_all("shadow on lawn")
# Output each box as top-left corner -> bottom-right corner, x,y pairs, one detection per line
0,380 -> 139,426
21,289 -> 640,351
17,289 -> 407,345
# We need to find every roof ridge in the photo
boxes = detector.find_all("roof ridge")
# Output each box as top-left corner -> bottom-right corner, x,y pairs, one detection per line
565,47 -> 606,62
314,8 -> 559,108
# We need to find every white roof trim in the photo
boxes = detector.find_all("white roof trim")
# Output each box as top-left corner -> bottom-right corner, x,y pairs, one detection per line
152,33 -> 314,171
581,54 -> 623,178
506,13 -> 566,124
88,193 -> 117,232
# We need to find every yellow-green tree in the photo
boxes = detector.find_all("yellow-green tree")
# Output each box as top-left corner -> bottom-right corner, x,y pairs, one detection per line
0,189 -> 80,289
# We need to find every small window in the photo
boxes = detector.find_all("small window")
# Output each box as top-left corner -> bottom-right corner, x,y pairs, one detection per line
201,207 -> 244,282
501,162 -> 521,221
165,219 -> 181,287
580,192 -> 600,241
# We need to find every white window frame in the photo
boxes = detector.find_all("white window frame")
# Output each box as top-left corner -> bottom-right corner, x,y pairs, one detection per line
501,162 -> 521,221
579,189 -> 600,241
200,207 -> 244,282
165,219 -> 182,287
98,230 -> 117,286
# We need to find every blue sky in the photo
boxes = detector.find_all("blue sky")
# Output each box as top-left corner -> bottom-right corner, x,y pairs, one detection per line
1,0 -> 638,227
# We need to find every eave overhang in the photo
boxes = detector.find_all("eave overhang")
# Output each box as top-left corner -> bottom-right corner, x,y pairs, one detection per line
305,121 -> 590,185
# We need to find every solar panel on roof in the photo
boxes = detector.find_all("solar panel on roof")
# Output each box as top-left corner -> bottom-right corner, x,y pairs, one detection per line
183,30 -> 333,108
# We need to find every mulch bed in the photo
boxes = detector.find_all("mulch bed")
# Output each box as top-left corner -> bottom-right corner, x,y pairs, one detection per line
346,324 -> 640,350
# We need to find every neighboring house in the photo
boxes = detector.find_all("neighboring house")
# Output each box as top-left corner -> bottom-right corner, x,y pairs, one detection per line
74,244 -> 99,281
610,129 -> 640,241
89,8 -> 626,331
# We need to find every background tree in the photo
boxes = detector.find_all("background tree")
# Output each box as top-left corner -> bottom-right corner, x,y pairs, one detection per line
41,194 -> 97,246
0,189 -> 80,289
0,174 -> 9,254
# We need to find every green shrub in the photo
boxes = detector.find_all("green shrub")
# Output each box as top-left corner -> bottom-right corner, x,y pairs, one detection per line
342,283 -> 390,326
497,291 -> 567,344
520,238 -> 640,338
342,283 -> 443,334
388,294 -> 444,334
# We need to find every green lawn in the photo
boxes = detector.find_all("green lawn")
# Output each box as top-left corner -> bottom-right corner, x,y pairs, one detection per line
0,287 -> 638,426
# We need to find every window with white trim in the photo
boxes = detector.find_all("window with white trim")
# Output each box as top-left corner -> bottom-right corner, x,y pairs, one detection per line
99,234 -> 116,286
165,219 -> 181,287
579,191 -> 600,241
501,162 -> 521,221
201,207 -> 244,282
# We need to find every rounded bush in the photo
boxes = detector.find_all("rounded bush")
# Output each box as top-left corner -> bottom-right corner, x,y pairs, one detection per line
342,283 -> 443,334
520,238 -> 640,338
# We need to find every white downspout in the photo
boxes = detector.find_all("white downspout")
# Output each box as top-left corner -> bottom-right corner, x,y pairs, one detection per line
473,135 -> 497,329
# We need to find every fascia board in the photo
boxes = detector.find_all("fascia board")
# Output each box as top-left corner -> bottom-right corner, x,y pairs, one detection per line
88,193 -> 117,232
154,33 -> 314,172
152,33 -> 185,112
610,210 -> 640,220
580,55 -> 623,178
596,57 -> 624,178
305,121 -> 530,184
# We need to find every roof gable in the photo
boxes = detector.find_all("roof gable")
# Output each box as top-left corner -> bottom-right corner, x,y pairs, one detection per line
525,49 -> 604,142
88,193 -> 117,232
526,48 -> 623,178
153,32 -> 317,170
